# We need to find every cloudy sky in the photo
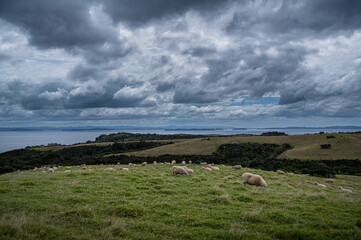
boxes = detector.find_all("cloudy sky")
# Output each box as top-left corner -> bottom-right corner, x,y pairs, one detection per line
0,0 -> 360,128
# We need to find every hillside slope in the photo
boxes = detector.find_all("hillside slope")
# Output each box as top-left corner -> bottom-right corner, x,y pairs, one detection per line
126,133 -> 361,160
0,165 -> 360,239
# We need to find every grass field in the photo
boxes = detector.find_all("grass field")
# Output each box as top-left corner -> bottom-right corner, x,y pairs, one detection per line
125,133 -> 361,160
1,164 -> 360,239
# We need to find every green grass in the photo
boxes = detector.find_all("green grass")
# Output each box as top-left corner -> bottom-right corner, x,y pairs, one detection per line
1,164 -> 360,239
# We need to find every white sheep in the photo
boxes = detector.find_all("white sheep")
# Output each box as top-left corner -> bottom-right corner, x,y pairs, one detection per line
153,161 -> 157,165
48,168 -> 54,173
188,160 -> 192,164
277,170 -> 285,174
181,161 -> 186,165
242,172 -> 267,190
172,166 -> 189,176
105,167 -> 114,171
119,167 -> 129,171
325,179 -> 334,183
313,182 -> 326,188
338,186 -> 352,193
200,162 -> 207,166
117,162 -> 121,165
287,172 -> 294,175
171,160 -> 176,164
64,170 -> 71,173
165,162 -> 170,164
210,166 -> 220,171
181,166 -> 194,174
141,162 -> 147,166
232,165 -> 242,170
201,167 -> 212,171
66,166 -> 72,169
53,167 -> 57,170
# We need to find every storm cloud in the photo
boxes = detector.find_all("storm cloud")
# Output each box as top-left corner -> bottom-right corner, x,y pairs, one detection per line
0,0 -> 360,127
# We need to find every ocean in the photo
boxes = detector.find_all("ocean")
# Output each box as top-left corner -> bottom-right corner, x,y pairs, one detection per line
0,128 -> 360,153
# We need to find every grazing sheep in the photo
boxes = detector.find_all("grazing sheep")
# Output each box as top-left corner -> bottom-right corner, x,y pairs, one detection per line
66,166 -> 71,169
242,172 -> 267,190
188,160 -> 192,164
165,162 -> 170,164
53,167 -> 57,170
287,172 -> 294,175
313,182 -> 326,188
201,167 -> 212,171
41,170 -> 46,173
200,162 -> 207,166
277,170 -> 285,175
81,166 -> 87,170
338,186 -> 352,193
181,166 -> 194,174
210,166 -> 220,171
172,166 -> 189,176
153,161 -> 157,165
33,167 -> 38,171
181,161 -> 186,165
117,162 -> 120,165
221,164 -> 225,166
105,167 -> 114,171
81,164 -> 86,167
141,162 -> 147,166
171,160 -> 176,165
325,179 -> 334,183
48,168 -> 54,173
64,170 -> 71,173
232,165 -> 242,170
119,167 -> 129,171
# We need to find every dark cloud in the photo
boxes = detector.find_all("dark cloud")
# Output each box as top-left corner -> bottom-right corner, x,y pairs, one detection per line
102,0 -> 229,27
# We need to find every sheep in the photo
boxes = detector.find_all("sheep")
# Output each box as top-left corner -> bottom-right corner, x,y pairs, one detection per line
117,162 -> 121,165
338,186 -> 352,193
105,167 -> 114,171
64,170 -> 71,173
81,166 -> 87,170
181,161 -> 186,165
232,165 -> 242,170
33,167 -> 38,171
325,179 -> 334,183
242,172 -> 267,190
66,166 -> 71,169
201,167 -> 212,171
287,172 -> 294,175
313,182 -> 326,188
172,166 -> 189,176
171,160 -> 176,165
153,161 -> 157,165
81,164 -> 86,167
141,162 -> 147,166
210,166 -> 220,171
188,160 -> 192,164
48,168 -> 54,173
165,162 -> 170,164
181,166 -> 194,174
119,167 -> 129,171
53,167 -> 58,170
277,170 -> 285,174
200,162 -> 207,166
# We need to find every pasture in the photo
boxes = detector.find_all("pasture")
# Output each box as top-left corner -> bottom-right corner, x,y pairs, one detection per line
1,164 -> 360,239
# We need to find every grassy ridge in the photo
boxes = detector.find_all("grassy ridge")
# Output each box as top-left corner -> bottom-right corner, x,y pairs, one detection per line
1,164 -> 360,239
127,133 -> 361,160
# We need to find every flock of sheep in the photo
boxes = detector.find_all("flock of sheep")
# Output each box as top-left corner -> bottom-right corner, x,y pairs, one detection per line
33,161 -> 352,193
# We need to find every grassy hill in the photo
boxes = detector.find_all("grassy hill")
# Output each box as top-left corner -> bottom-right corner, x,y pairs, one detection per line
0,164 -> 360,239
125,133 -> 361,160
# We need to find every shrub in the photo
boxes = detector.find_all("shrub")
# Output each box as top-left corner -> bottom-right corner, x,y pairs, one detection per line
320,144 -> 331,149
